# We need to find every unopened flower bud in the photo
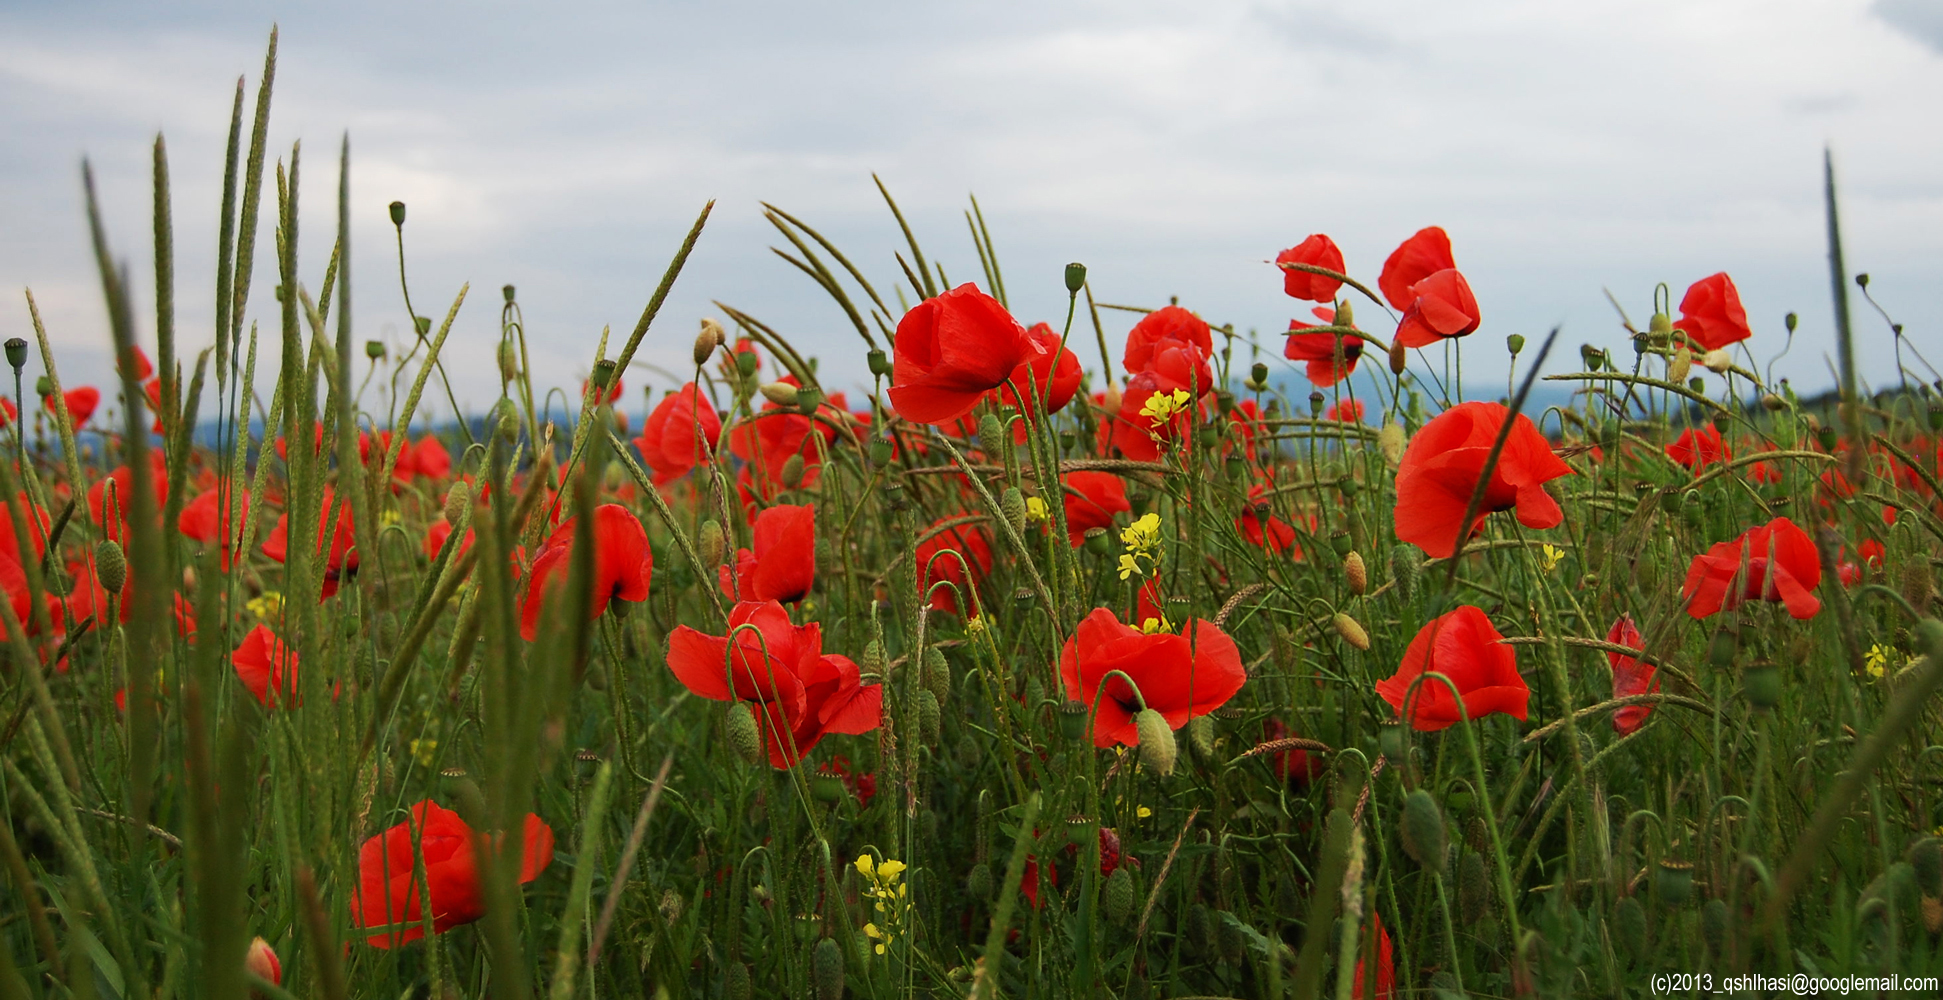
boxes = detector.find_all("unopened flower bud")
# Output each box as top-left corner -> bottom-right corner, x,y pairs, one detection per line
923,646 -> 950,701
1389,339 -> 1408,375
967,862 -> 994,901
443,482 -> 471,524
916,689 -> 942,745
1666,346 -> 1692,385
245,936 -> 282,987
811,938 -> 845,1000
693,318 -> 724,367
1400,789 -> 1448,875
1785,312 -> 1798,333
1103,384 -> 1122,415
388,201 -> 407,226
497,339 -> 518,383
1702,349 -> 1732,374
978,413 -> 1005,447
780,454 -> 806,489
1649,311 -> 1673,336
1332,612 -> 1370,650
1335,299 -> 1354,327
1391,544 -> 1421,601
1133,708 -> 1177,777
1344,551 -> 1367,595
1064,262 -> 1088,294
1742,661 -> 1781,710
1000,486 -> 1027,534
726,702 -> 763,765
735,350 -> 758,378
759,381 -> 799,407
698,519 -> 725,565
1103,865 -> 1135,923
94,540 -> 127,595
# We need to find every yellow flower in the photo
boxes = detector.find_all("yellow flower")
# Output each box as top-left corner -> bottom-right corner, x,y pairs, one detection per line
1139,616 -> 1172,635
380,508 -> 402,527
1117,554 -> 1143,581
409,738 -> 439,768
1865,644 -> 1889,679
966,615 -> 989,637
854,854 -> 876,879
1137,805 -> 1153,820
1539,544 -> 1564,573
1121,512 -> 1162,554
1024,496 -> 1049,524
1138,388 -> 1193,424
247,592 -> 284,622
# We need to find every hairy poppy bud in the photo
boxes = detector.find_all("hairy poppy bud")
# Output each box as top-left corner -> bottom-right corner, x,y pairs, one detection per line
724,962 -> 752,1000
1187,714 -> 1215,761
244,936 -> 281,987
966,862 -> 993,901
94,540 -> 127,596
922,646 -> 949,701
694,318 -> 724,367
1657,860 -> 1693,908
1000,486 -> 1027,534
443,482 -> 470,525
1506,333 -> 1526,356
496,339 -> 519,383
388,200 -> 406,226
811,938 -> 845,1000
1702,349 -> 1732,374
1667,346 -> 1692,385
698,519 -> 725,566
1332,612 -> 1370,651
1701,898 -> 1729,957
1344,551 -> 1367,595
1104,865 -> 1135,924
1400,789 -> 1448,874
726,702 -> 763,766
1613,895 -> 1647,956
978,413 -> 1005,448
780,454 -> 806,489
916,689 -> 942,745
1389,339 -> 1408,375
1134,708 -> 1177,776
4,337 -> 27,370
1761,392 -> 1785,412
1459,850 -> 1491,924
1907,837 -> 1943,897
1708,623 -> 1739,669
1649,311 -> 1672,336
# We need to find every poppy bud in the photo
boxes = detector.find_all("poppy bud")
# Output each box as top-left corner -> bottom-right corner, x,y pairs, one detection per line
388,200 -> 406,226
868,438 -> 894,468
1133,708 -> 1177,776
1184,903 -> 1214,956
1701,898 -> 1729,956
726,702 -> 763,765
1742,661 -> 1781,710
1000,486 -> 1027,534
1666,346 -> 1692,385
698,519 -> 725,566
1187,714 -> 1215,761
1333,612 -> 1370,650
1338,477 -> 1360,500
1400,789 -> 1448,874
35,376 -> 52,397
1389,339 -> 1408,374
811,937 -> 845,1000
495,406 -> 519,445
1344,551 -> 1367,595
1103,865 -> 1135,924
978,413 -> 1005,447
1379,723 -> 1406,760
725,962 -> 752,1000
1506,333 -> 1525,356
1657,860 -> 1693,908
780,454 -> 806,489
1649,311 -> 1672,336
1102,384 -> 1122,415
94,540 -> 127,596
491,339 -> 518,383
966,862 -> 993,901
1761,393 -> 1785,412
1459,850 -> 1492,924
442,482 -> 470,525
1613,895 -> 1647,956
866,348 -> 892,378
922,646 -> 949,701
694,318 -> 724,367
1391,544 -> 1420,601
4,337 -> 26,370
244,936 -> 281,987
1702,349 -> 1732,374
916,689 -> 942,745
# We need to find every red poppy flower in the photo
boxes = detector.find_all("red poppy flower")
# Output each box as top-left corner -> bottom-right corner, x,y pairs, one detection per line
123,345 -> 154,382
0,556 -> 57,636
993,322 -> 1082,424
1325,399 -> 1366,424
1058,607 -> 1246,748
0,397 -> 14,427
1605,615 -> 1657,735
1285,307 -> 1363,388
1276,234 -> 1346,302
1135,577 -> 1165,627
1375,606 -> 1528,732
1226,398 -> 1269,463
1747,459 -> 1781,484
1353,910 -> 1395,1000
413,436 -> 452,480
262,487 -> 359,599
727,375 -> 837,492
887,283 -> 1039,425
1393,402 -> 1573,559
913,517 -> 992,615
1679,516 -> 1821,620
1672,272 -> 1751,352
1236,484 -> 1309,557
582,374 -> 624,405
88,461 -> 170,543
1378,226 -> 1455,311
178,487 -> 249,570
1393,269 -> 1481,349
231,624 -> 301,708
1666,424 -> 1728,470
519,504 -> 653,641
352,800 -> 554,948
1122,305 -> 1212,376
61,555 -> 132,628
720,503 -> 817,604
666,600 -> 883,767
45,386 -> 101,427
1859,538 -> 1885,568
1061,471 -> 1130,547
1262,718 -> 1324,787
1107,354 -> 1214,462
0,492 -> 51,567
634,383 -> 722,485
142,378 -> 164,433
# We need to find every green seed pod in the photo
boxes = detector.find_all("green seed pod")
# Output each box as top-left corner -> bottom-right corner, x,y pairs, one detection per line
922,646 -> 950,701
1906,837 -> 1943,897
1000,486 -> 1027,534
1188,714 -> 1215,761
811,937 -> 845,1000
724,961 -> 751,1000
365,339 -> 386,360
1656,860 -> 1694,908
780,454 -> 806,489
1332,612 -> 1370,651
1708,623 -> 1739,669
1134,708 -> 1177,776
978,413 -> 1005,448
501,283 -> 517,303
915,689 -> 941,746
1581,343 -> 1604,371
388,200 -> 406,226
795,386 -> 823,414
1391,544 -> 1421,602
1459,850 -> 1491,924
810,774 -> 846,804
1506,333 -> 1526,356
966,862 -> 993,901
1400,789 -> 1448,875
1308,391 -> 1325,417
443,481 -> 471,525
699,519 -> 726,566
94,540 -> 127,596
1700,898 -> 1729,957
868,438 -> 895,468
1083,527 -> 1110,554
1742,661 -> 1781,710
1064,262 -> 1088,294
1249,361 -> 1269,386
726,702 -> 763,766
866,348 -> 893,378
1613,895 -> 1648,957
3,337 -> 26,370
1103,866 -> 1136,924
1057,699 -> 1089,743
35,375 -> 53,398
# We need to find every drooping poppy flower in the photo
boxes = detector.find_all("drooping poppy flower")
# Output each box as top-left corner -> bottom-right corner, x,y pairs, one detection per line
179,487 -> 250,570
1680,516 -> 1822,620
1378,226 -> 1455,311
634,382 -> 722,485
1276,234 -> 1346,302
1285,307 -> 1363,388
1666,424 -> 1729,470
1605,615 -> 1657,735
720,503 -> 817,604
0,492 -> 52,566
1393,268 -> 1481,349
45,386 -> 101,428
1058,607 -> 1246,748
913,517 -> 992,615
231,624 -> 300,708
519,504 -> 653,641
261,487 -> 360,599
1060,471 -> 1130,547
351,800 -> 554,948
993,322 -> 1082,424
887,283 -> 1039,425
1122,305 -> 1213,378
1393,402 -> 1573,559
1672,272 -> 1751,352
1375,605 -> 1528,732
665,600 -> 883,767
1352,910 -> 1395,1000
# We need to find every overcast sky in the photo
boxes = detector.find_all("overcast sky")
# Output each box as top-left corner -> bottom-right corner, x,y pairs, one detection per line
2,0 -> 1939,423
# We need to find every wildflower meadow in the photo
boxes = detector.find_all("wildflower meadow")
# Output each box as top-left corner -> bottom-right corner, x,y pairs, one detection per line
5,30 -> 1943,1000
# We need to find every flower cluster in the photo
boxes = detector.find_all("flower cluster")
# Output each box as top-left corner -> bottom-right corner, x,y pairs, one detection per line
855,854 -> 909,956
